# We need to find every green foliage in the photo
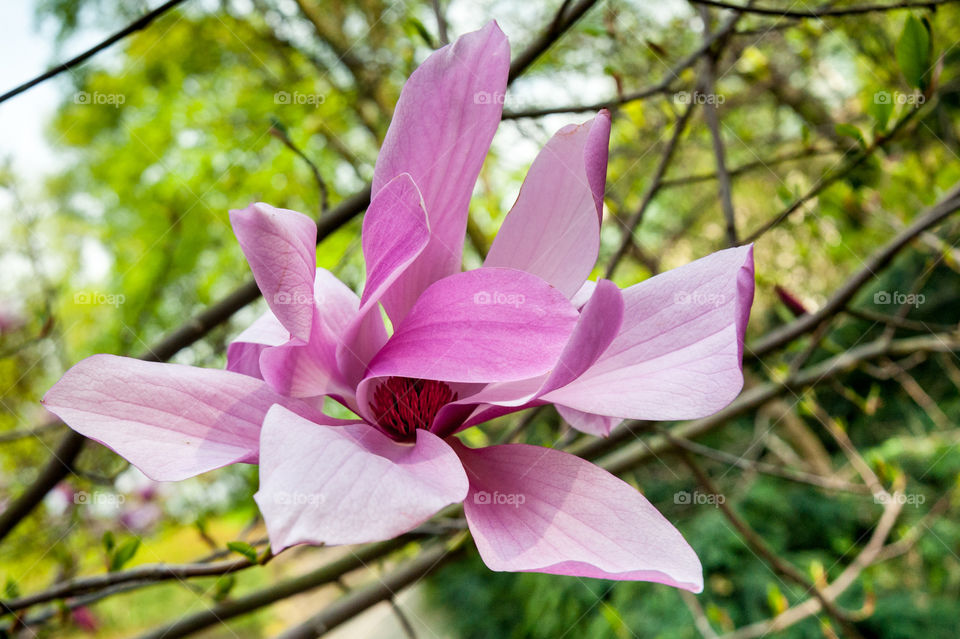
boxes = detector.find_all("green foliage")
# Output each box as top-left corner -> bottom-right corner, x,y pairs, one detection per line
896,14 -> 932,90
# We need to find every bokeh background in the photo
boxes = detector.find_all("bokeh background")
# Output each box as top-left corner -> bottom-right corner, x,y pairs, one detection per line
1,0 -> 959,637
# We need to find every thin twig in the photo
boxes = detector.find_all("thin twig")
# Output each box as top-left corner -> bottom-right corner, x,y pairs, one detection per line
0,0 -> 190,104
690,0 -> 958,18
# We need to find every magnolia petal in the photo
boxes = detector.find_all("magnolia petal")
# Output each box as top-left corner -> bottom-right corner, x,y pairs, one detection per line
260,269 -> 363,400
226,310 -> 288,379
555,405 -> 622,437
372,21 -> 510,322
335,174 -> 430,387
255,405 -> 468,549
486,111 -> 611,298
42,355 -> 316,481
363,267 -> 578,386
453,441 -> 703,590
360,173 -> 431,315
542,246 -> 755,420
431,280 -> 623,436
229,203 -> 317,341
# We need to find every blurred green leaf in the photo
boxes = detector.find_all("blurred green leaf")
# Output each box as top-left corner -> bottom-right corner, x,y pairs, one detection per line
896,14 -> 932,89
108,538 -> 141,572
226,541 -> 258,563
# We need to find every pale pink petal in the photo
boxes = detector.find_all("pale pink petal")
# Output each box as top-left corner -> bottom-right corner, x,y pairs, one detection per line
360,173 -> 431,315
555,405 -> 622,437
334,174 -> 430,387
229,203 -> 317,341
542,246 -> 755,420
362,267 -> 578,387
226,310 -> 288,379
452,440 -> 702,590
432,280 -> 623,436
255,405 -> 468,549
485,111 -> 611,298
259,268 -> 364,400
42,355 -> 318,481
372,22 -> 510,322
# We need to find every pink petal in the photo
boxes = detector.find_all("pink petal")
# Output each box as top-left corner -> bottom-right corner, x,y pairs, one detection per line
372,22 -> 509,322
360,173 -> 431,317
485,111 -> 611,298
42,355 -> 317,481
542,246 -> 755,420
229,203 -> 317,341
255,405 -> 468,549
334,174 -> 430,387
452,440 -> 702,590
259,268 -> 364,400
555,405 -> 622,437
226,310 -> 288,379
362,267 -> 579,387
431,280 -> 623,436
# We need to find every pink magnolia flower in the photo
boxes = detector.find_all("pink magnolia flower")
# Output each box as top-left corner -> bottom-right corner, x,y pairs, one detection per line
43,22 -> 754,593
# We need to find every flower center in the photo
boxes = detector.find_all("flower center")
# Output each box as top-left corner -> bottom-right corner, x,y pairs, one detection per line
371,377 -> 458,441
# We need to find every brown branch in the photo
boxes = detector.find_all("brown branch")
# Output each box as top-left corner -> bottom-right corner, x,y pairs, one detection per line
673,446 -> 865,639
503,5 -> 746,119
605,104 -> 697,278
689,0 -> 958,18
0,186 -> 372,543
594,333 -> 960,474
0,0 -> 190,105
748,179 -> 960,358
275,537 -> 467,639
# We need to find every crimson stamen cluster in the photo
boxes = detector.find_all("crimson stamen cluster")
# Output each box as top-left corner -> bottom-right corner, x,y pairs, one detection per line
371,377 -> 457,441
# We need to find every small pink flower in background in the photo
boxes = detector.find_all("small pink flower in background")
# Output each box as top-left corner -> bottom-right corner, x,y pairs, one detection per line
70,605 -> 99,632
0,305 -> 25,335
43,22 -> 754,592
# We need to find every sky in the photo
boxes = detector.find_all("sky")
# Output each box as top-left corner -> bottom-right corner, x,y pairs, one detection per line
0,1 -> 108,182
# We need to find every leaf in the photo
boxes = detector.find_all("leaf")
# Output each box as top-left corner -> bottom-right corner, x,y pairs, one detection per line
102,530 -> 115,553
896,15 -> 931,89
835,123 -> 865,148
226,541 -> 258,563
109,538 -> 141,572
212,575 -> 236,602
4,577 -> 20,599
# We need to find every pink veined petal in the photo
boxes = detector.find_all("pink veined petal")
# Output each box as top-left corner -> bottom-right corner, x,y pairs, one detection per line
372,21 -> 510,323
542,245 -> 755,420
229,203 -> 317,341
485,111 -> 611,298
555,405 -> 622,437
226,310 -> 288,379
259,268 -> 364,401
335,174 -> 430,388
451,440 -> 703,591
254,405 -> 468,549
360,173 -> 431,315
42,355 -> 320,481
361,267 -> 579,392
431,280 -> 623,437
